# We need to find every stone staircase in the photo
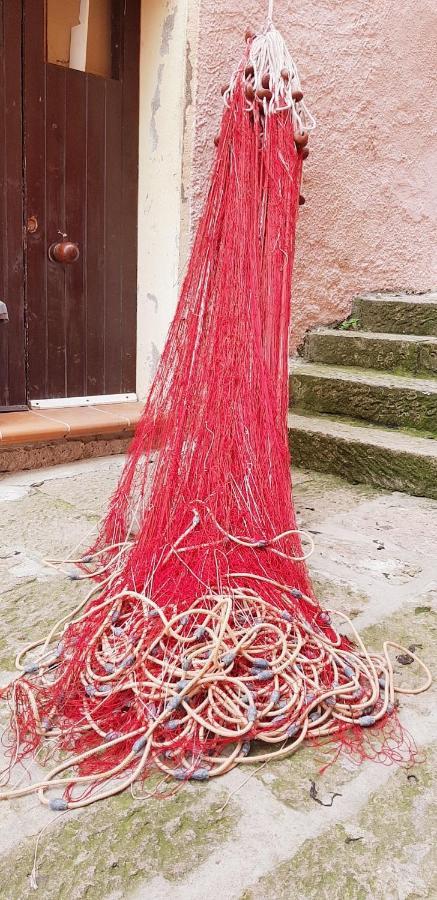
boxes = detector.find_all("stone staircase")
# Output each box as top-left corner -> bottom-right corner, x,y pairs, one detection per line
288,292 -> 437,499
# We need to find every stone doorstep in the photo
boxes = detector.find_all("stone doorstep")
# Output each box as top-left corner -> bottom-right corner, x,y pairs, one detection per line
288,412 -> 437,499
0,402 -> 144,472
353,292 -> 437,336
290,359 -> 437,432
303,328 -> 437,376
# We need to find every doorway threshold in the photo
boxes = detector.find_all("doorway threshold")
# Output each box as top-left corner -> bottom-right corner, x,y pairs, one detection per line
0,402 -> 143,473
30,393 -> 138,410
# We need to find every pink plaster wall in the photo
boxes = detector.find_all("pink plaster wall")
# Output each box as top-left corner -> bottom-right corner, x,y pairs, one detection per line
189,1 -> 437,351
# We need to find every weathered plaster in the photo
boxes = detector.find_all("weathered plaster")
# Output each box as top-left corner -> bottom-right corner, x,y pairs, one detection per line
136,0 -> 190,398
187,0 -> 437,351
179,2 -> 201,273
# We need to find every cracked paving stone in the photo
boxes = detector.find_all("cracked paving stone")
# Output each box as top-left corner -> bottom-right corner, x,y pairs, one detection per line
255,741 -> 360,813
242,744 -> 437,900
359,598 -> 437,717
0,578 -> 85,671
310,573 -> 369,619
38,462 -> 124,518
0,493 -> 99,560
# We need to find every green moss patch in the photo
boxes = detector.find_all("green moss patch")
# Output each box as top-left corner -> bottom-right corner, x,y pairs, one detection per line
0,785 -> 237,899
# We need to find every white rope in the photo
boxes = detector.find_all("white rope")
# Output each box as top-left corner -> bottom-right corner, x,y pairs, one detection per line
224,23 -> 316,133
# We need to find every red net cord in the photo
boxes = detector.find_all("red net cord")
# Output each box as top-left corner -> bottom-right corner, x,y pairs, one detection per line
0,31 -> 429,811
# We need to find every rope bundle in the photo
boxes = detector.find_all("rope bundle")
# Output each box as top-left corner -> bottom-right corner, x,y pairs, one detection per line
224,22 -> 316,133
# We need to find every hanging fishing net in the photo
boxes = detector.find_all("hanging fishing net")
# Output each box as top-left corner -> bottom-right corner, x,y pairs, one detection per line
0,24 -> 430,811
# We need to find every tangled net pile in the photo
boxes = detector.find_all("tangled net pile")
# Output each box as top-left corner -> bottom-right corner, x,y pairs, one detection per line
1,24 -> 431,811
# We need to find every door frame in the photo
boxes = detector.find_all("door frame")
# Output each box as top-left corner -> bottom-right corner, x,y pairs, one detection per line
24,0 -> 140,404
0,1 -> 27,410
1,0 -> 196,410
1,0 -> 141,411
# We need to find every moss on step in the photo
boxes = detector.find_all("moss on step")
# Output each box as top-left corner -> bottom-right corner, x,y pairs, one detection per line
292,408 -> 437,442
291,366 -> 437,433
354,295 -> 437,337
242,743 -> 437,900
289,420 -> 437,500
0,785 -> 238,900
336,315 -> 361,332
304,332 -> 437,377
419,340 -> 437,375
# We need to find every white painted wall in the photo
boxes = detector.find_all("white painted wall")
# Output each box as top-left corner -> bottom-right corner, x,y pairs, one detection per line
136,0 -> 193,400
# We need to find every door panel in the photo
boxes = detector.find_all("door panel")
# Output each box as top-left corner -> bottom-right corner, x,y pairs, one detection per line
24,0 -> 139,402
85,75 -> 106,397
23,0 -> 47,401
103,78 -> 123,395
45,63 -> 67,400
65,68 -> 87,398
0,2 -> 26,410
119,1 -> 140,398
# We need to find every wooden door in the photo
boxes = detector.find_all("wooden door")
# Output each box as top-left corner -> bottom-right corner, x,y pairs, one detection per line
0,2 -> 27,410
24,0 -> 140,403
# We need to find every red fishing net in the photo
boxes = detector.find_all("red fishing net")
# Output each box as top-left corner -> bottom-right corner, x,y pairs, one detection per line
0,25 -> 430,811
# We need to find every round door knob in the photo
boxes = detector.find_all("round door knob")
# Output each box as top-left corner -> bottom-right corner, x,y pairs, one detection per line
48,240 -> 80,264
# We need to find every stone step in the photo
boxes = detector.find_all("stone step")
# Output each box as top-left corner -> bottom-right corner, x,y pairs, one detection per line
290,360 -> 437,432
288,412 -> 437,499
303,328 -> 437,376
354,292 -> 437,336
